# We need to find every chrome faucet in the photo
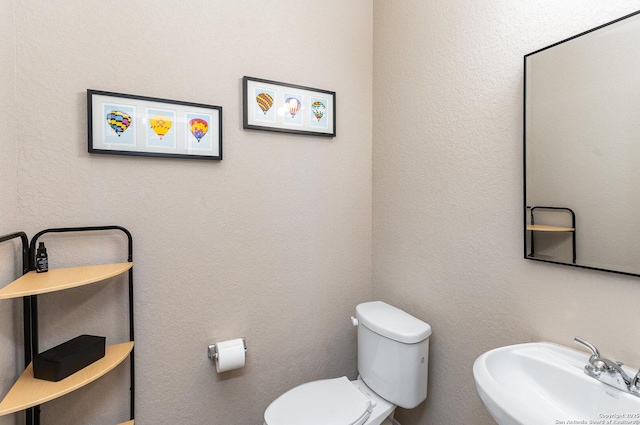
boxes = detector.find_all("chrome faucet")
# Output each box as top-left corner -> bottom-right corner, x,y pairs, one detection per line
574,337 -> 640,396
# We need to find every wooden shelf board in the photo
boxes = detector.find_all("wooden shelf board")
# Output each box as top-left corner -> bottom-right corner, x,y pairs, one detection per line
0,341 -> 134,416
528,253 -> 561,260
527,224 -> 575,232
118,421 -> 134,425
0,262 -> 132,300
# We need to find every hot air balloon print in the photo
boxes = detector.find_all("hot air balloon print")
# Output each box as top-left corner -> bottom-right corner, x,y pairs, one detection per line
285,97 -> 302,118
311,101 -> 325,121
256,93 -> 274,114
189,118 -> 209,142
149,114 -> 172,140
106,111 -> 132,136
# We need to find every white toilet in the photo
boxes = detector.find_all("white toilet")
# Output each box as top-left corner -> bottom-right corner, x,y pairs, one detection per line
263,301 -> 432,425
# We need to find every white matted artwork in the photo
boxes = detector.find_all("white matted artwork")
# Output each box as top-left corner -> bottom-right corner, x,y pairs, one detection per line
243,76 -> 336,137
88,90 -> 222,160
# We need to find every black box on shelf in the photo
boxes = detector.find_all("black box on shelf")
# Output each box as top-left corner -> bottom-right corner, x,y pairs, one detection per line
33,335 -> 106,382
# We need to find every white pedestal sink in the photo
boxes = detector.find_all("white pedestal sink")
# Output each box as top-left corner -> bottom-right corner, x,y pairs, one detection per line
473,342 -> 640,425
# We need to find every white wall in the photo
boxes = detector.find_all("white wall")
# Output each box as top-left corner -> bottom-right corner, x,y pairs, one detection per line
0,1 -> 17,229
0,1 -> 21,424
0,0 -> 17,238
2,1 -> 373,424
6,1 -> 640,425
373,1 -> 640,424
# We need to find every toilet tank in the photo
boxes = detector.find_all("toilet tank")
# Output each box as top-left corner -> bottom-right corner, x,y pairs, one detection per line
356,301 -> 432,409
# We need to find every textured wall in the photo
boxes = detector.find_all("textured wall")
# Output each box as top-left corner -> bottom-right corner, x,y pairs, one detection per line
2,1 -> 373,424
0,2 -> 21,424
0,2 -> 17,233
372,1 -> 640,424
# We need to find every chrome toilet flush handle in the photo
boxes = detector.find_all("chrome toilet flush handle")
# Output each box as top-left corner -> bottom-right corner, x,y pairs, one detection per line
574,337 -> 640,396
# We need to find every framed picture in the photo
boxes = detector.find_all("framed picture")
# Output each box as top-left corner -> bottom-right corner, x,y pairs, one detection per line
88,90 -> 222,160
243,76 -> 336,137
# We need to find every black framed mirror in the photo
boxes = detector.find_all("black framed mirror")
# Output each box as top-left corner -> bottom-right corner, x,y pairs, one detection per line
524,10 -> 640,277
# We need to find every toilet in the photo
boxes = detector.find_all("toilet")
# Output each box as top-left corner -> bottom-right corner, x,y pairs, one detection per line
263,301 -> 432,425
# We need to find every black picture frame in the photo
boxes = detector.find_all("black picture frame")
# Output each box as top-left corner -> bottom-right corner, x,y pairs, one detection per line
242,76 -> 336,137
88,89 -> 222,160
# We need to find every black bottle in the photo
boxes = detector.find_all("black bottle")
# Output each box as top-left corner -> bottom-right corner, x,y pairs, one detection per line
36,242 -> 48,273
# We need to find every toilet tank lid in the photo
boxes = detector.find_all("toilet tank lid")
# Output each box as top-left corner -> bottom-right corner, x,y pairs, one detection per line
356,301 -> 432,344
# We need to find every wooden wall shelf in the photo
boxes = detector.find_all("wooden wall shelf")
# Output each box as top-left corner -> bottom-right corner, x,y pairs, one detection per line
0,342 -> 134,416
0,263 -> 132,300
527,224 -> 575,232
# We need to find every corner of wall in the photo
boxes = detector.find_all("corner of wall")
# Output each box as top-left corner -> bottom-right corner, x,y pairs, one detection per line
0,0 -> 18,233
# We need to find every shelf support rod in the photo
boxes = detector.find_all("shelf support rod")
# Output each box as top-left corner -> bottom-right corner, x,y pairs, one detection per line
27,226 -> 134,424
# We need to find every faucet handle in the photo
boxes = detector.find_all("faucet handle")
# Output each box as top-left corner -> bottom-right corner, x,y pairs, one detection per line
574,337 -> 601,362
574,337 -> 600,357
632,371 -> 640,393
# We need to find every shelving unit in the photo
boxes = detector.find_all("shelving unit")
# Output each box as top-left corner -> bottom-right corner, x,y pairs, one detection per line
527,206 -> 576,263
0,342 -> 134,416
0,226 -> 135,425
0,263 -> 132,299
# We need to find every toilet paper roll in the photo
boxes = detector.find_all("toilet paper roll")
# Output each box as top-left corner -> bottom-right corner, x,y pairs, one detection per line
215,338 -> 246,373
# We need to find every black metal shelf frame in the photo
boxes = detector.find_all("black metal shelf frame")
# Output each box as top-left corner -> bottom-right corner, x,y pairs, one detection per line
0,232 -> 33,424
0,226 -> 134,425
528,206 -> 576,264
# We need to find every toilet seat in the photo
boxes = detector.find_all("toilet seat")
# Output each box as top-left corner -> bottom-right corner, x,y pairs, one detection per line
264,376 -> 373,425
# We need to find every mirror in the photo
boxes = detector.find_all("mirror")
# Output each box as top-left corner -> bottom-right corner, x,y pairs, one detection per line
524,10 -> 640,277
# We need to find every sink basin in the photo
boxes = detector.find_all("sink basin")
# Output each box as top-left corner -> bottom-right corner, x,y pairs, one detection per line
473,342 -> 640,425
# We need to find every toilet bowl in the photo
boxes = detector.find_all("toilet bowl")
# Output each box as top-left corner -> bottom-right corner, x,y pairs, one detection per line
263,301 -> 432,425
263,377 -> 394,425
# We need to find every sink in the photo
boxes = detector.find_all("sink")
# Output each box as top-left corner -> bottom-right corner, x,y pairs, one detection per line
473,342 -> 640,425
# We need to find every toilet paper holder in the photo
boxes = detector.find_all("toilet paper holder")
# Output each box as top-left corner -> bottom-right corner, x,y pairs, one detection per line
207,338 -> 247,359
